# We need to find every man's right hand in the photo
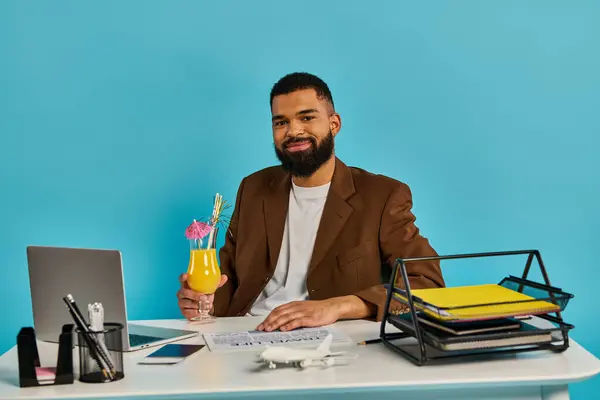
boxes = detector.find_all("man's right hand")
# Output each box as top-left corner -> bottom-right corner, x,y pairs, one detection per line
177,273 -> 228,320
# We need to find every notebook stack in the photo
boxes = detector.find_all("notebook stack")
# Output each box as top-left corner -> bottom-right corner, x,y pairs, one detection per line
387,277 -> 574,355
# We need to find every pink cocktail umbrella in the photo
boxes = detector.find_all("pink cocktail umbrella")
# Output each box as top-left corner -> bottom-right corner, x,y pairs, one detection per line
185,219 -> 212,240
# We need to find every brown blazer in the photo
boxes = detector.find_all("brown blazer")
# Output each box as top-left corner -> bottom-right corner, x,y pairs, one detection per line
214,157 -> 445,320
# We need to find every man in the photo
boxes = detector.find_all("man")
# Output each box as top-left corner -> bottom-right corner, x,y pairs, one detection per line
177,72 -> 444,332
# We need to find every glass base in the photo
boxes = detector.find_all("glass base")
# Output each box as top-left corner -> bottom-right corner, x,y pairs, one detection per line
190,301 -> 215,324
190,314 -> 216,324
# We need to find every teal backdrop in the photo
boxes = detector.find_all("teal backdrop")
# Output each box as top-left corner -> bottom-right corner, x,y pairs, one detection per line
1,1 -> 599,398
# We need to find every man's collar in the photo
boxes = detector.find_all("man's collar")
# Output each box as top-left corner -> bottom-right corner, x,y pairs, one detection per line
268,157 -> 355,199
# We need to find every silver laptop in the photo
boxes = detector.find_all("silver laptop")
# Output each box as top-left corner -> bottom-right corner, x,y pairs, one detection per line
26,246 -> 198,351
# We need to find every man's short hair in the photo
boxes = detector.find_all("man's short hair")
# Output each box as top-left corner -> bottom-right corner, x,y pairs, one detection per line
270,72 -> 334,108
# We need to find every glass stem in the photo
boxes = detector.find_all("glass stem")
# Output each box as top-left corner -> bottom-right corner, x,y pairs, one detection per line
199,300 -> 211,317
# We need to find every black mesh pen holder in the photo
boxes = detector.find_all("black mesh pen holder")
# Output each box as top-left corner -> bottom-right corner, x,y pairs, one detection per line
77,323 -> 124,383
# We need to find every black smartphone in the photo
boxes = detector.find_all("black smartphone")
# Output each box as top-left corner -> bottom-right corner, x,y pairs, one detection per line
138,344 -> 205,365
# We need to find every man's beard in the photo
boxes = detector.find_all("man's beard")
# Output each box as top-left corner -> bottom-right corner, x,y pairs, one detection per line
274,131 -> 334,178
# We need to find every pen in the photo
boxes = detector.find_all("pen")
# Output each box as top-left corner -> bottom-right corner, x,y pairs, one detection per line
89,302 -> 105,336
88,302 -> 115,372
63,295 -> 114,380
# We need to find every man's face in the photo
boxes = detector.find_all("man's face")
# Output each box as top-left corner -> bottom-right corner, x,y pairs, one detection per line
271,89 -> 341,177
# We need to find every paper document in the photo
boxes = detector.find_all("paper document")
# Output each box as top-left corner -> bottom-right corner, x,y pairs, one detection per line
203,327 -> 352,352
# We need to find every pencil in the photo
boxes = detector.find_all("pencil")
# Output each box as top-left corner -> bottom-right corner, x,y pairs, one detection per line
358,338 -> 382,345
358,332 -> 409,345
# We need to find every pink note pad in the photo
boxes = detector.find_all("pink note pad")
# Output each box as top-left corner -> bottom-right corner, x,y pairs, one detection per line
35,367 -> 56,384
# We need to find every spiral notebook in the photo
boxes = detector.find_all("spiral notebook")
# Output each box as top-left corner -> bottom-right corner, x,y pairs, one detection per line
395,284 -> 561,322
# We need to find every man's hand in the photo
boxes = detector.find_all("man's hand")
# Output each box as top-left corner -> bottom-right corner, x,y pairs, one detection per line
256,295 -> 375,332
177,273 -> 228,320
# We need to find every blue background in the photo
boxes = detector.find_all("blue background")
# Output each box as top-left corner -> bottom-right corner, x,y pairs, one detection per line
1,1 -> 598,398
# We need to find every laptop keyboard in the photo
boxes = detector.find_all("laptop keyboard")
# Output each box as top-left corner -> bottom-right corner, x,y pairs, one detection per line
129,333 -> 160,347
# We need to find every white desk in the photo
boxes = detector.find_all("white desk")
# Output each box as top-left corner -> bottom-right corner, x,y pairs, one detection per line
1,316 -> 599,400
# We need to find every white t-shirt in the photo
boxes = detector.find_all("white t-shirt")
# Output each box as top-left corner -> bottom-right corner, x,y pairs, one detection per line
249,180 -> 331,316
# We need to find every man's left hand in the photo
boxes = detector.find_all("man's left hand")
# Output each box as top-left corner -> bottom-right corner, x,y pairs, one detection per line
256,295 -> 374,332
256,299 -> 342,332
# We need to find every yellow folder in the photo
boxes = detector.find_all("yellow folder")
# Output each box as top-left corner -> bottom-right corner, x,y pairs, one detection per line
395,284 -> 561,321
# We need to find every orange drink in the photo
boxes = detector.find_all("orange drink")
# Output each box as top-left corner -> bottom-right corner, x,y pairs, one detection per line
187,248 -> 221,294
185,203 -> 228,323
